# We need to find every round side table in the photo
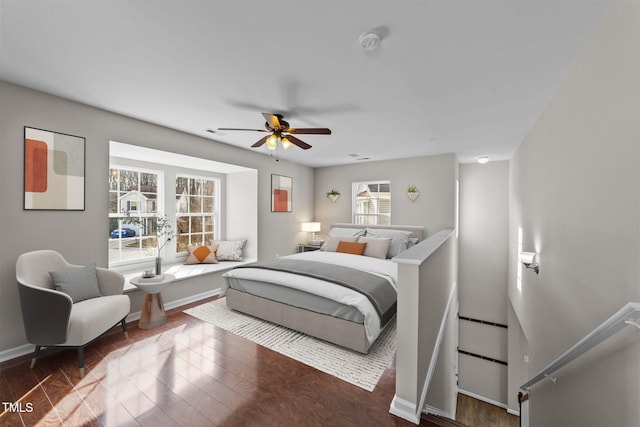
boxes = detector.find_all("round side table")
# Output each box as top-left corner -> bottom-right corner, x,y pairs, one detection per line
130,274 -> 175,329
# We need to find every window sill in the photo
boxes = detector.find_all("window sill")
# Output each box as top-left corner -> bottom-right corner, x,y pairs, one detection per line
120,259 -> 256,292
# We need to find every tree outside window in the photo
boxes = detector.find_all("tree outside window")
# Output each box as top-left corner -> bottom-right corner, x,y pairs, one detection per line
108,167 -> 162,264
175,175 -> 218,253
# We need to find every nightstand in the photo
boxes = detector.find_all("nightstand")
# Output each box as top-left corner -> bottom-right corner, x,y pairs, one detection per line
297,244 -> 322,253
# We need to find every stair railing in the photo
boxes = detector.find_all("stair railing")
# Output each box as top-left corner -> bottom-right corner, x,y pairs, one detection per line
520,302 -> 640,392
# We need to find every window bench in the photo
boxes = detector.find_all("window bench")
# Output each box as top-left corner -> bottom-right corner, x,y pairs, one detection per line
120,259 -> 256,293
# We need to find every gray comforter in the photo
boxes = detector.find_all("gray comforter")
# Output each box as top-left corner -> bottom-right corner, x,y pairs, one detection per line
234,259 -> 397,325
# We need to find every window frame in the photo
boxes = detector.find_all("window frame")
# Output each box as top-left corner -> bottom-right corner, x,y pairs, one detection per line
352,180 -> 391,225
108,165 -> 164,267
174,173 -> 221,254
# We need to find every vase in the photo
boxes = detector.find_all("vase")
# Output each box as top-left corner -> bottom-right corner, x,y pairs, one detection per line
155,257 -> 162,275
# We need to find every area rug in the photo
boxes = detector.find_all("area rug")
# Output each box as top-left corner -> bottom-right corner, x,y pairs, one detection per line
184,298 -> 396,391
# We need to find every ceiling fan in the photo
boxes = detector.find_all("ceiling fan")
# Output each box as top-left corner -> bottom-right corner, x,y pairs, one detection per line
213,112 -> 331,150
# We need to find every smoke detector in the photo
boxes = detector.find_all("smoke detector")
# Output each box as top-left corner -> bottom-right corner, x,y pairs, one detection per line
359,31 -> 381,51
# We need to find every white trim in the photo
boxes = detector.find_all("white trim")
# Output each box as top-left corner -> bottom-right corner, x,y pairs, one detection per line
507,408 -> 521,417
121,259 -> 256,292
0,343 -> 35,364
126,288 -> 221,322
418,281 -> 458,416
389,395 -> 421,424
423,404 -> 453,419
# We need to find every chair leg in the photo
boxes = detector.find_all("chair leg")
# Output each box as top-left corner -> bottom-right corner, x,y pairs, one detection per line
121,318 -> 128,339
30,345 -> 41,368
77,347 -> 85,379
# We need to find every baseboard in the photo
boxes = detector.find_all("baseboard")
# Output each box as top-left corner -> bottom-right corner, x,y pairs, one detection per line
127,288 -> 221,322
0,343 -> 35,363
507,408 -> 521,417
423,404 -> 454,419
1,289 -> 221,364
167,288 -> 221,311
389,395 -> 421,424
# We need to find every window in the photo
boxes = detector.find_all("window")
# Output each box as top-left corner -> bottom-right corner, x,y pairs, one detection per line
352,181 -> 391,225
108,167 -> 163,264
175,175 -> 219,253
109,141 -> 259,268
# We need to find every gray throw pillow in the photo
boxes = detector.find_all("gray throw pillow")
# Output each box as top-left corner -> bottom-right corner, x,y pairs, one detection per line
50,264 -> 102,303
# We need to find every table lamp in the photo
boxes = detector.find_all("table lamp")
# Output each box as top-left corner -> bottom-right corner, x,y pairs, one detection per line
301,222 -> 322,245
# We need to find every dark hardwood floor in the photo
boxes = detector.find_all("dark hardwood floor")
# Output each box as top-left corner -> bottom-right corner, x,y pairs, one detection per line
0,296 -> 516,426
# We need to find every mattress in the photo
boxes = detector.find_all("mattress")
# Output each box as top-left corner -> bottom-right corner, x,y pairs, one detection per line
222,250 -> 398,344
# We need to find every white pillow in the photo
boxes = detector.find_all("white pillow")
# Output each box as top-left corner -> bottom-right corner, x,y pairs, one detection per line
358,236 -> 392,259
211,239 -> 246,261
323,236 -> 358,252
365,228 -> 412,258
328,227 -> 365,238
320,228 -> 364,250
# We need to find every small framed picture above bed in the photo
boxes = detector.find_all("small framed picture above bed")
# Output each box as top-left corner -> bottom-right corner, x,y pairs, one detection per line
271,174 -> 292,212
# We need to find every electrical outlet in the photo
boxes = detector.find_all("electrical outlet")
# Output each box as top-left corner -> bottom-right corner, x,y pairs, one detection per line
524,355 -> 529,363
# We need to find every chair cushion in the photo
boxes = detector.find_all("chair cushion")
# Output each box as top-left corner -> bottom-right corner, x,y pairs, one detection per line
50,264 -> 102,303
65,295 -> 130,346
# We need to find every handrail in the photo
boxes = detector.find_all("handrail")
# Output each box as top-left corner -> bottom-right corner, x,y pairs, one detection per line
520,302 -> 640,390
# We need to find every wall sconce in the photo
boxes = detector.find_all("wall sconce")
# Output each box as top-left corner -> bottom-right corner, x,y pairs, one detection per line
520,252 -> 539,274
301,222 -> 322,244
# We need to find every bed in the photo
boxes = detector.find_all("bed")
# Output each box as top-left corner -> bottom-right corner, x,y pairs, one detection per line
221,223 -> 425,353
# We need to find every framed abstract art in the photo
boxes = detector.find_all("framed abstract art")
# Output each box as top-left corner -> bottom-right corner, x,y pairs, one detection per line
24,126 -> 86,210
271,174 -> 292,212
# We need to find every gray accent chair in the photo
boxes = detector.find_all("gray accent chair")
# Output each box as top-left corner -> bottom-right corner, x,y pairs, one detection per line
16,250 -> 130,378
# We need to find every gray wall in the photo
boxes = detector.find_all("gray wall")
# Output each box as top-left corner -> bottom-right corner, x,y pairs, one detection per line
508,2 -> 640,425
0,81 -> 314,354
314,153 -> 458,236
458,161 -> 510,405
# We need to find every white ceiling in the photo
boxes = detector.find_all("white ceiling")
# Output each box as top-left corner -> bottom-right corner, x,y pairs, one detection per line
0,0 -> 610,167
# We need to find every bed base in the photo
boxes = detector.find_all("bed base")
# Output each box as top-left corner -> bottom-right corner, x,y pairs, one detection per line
225,288 -> 371,354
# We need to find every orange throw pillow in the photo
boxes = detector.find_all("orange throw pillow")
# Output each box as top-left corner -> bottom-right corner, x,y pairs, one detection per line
336,240 -> 367,256
185,244 -> 219,264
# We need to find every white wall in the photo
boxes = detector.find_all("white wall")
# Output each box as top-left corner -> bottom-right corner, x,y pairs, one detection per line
0,81 -> 314,354
458,161 -> 510,405
508,2 -> 640,425
314,153 -> 458,236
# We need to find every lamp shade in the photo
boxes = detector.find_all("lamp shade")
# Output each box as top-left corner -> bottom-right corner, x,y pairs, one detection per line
520,252 -> 536,264
301,222 -> 321,233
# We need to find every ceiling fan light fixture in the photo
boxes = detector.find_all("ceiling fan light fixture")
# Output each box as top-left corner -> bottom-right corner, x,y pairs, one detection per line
359,31 -> 381,51
266,134 -> 279,150
281,137 -> 293,150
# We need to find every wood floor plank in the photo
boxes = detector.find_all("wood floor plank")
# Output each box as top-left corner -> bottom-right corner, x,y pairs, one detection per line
0,296 -> 516,426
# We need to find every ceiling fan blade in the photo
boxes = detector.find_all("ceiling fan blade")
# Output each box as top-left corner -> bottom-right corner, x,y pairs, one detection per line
262,113 -> 282,130
217,127 -> 268,132
284,134 -> 312,150
251,135 -> 270,148
286,127 -> 332,135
